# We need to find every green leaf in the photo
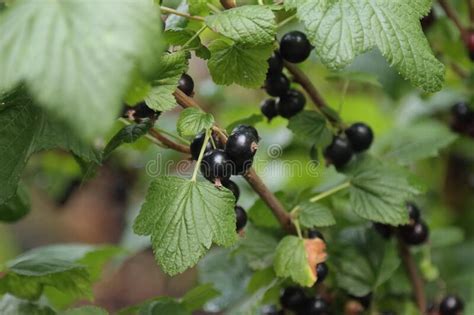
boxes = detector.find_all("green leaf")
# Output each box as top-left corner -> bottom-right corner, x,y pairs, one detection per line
247,192 -> 288,229
137,298 -> 189,315
103,120 -> 154,159
326,71 -> 382,87
297,202 -> 336,228
208,39 -> 273,88
177,108 -> 215,137
335,227 -> 401,296
378,120 -> 457,165
206,5 -> 276,46
0,295 -> 55,315
63,306 -> 108,315
145,52 -> 189,112
133,176 -> 237,275
188,0 -> 210,15
273,236 -> 315,287
164,29 -> 211,60
344,156 -> 419,225
293,0 -> 445,92
0,184 -> 30,223
181,284 -> 220,312
0,0 -> 163,140
0,89 -> 98,204
287,111 -> 333,147
235,225 -> 279,270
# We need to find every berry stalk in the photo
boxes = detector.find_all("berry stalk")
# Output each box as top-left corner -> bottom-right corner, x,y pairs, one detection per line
191,129 -> 211,182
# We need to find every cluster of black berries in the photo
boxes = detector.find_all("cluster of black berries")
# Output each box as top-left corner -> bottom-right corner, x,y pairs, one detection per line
278,287 -> 330,315
374,202 -> 429,246
190,125 -> 259,232
260,31 -> 313,121
451,101 -> 474,137
323,122 -> 374,169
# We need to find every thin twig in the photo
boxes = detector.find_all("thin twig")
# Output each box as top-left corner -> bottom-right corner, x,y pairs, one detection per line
438,0 -> 468,41
173,89 -> 295,233
160,6 -> 205,22
148,128 -> 191,154
397,236 -> 427,313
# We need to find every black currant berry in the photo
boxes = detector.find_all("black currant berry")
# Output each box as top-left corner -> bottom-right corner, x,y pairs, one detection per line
222,179 -> 240,201
439,295 -> 464,315
373,223 -> 393,239
235,205 -> 247,231
200,149 -> 232,182
261,99 -> 278,121
276,89 -> 306,118
226,126 -> 259,172
265,73 -> 290,97
178,73 -> 194,96
299,296 -> 329,315
467,32 -> 474,62
323,136 -> 353,169
399,220 -> 429,246
267,51 -> 284,75
407,202 -> 421,222
451,102 -> 473,123
231,125 -> 260,141
316,262 -> 328,283
190,132 -> 213,160
307,229 -> 325,241
260,305 -> 284,315
345,122 -> 374,152
133,101 -> 159,120
280,31 -> 312,64
350,293 -> 372,309
280,287 -> 307,311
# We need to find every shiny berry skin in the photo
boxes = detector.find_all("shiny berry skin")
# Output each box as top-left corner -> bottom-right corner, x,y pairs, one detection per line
265,73 -> 290,97
178,73 -> 194,96
231,125 -> 260,141
261,99 -> 278,121
373,223 -> 393,239
260,305 -> 284,315
226,127 -> 259,165
316,263 -> 328,283
276,89 -> 306,118
280,287 -> 306,311
407,202 -> 421,222
280,31 -> 312,64
200,149 -> 232,182
267,51 -> 284,75
439,295 -> 464,315
308,229 -> 325,241
190,132 -> 213,160
299,296 -> 329,315
451,102 -> 473,123
133,101 -> 159,120
399,220 -> 429,246
222,179 -> 240,201
235,205 -> 247,231
324,136 -> 353,169
345,122 -> 374,152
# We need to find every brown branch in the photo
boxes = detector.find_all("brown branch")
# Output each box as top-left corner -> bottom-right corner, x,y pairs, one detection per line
439,0 -> 469,41
148,128 -> 191,154
397,236 -> 427,313
173,89 -> 294,233
220,0 -> 236,9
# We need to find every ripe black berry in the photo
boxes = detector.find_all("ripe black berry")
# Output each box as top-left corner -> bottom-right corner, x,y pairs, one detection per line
451,102 -> 473,123
267,51 -> 284,75
467,32 -> 474,61
261,305 -> 284,315
261,99 -> 278,121
407,202 -> 421,222
373,223 -> 393,239
399,220 -> 429,245
225,126 -> 259,174
235,205 -> 247,231
307,229 -> 325,241
299,296 -> 329,315
265,73 -> 290,97
280,287 -> 306,311
345,122 -> 374,152
280,31 -> 312,64
316,262 -> 328,283
200,149 -> 232,182
323,136 -> 353,169
178,73 -> 194,96
439,295 -> 464,315
190,132 -> 213,160
231,125 -> 260,141
132,101 -> 159,120
276,89 -> 306,118
222,179 -> 240,201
